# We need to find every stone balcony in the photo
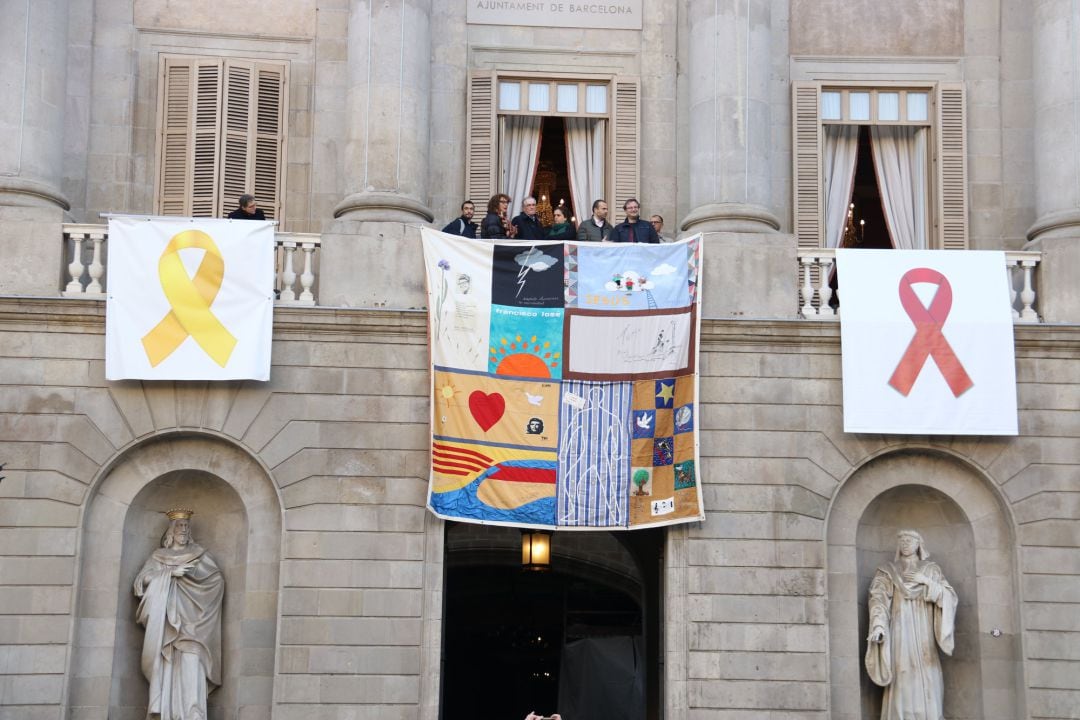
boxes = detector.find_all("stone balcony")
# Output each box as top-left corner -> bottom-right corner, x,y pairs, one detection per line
61,223 -> 322,306
796,248 -> 1043,322
57,223 -> 1045,322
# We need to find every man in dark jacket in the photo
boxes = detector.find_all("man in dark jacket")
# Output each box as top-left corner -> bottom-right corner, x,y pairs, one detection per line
609,198 -> 659,243
577,199 -> 613,242
441,201 -> 478,238
511,197 -> 545,240
227,194 -> 266,220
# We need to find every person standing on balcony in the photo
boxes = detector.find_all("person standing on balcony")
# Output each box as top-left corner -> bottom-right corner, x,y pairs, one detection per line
481,193 -> 515,239
577,199 -> 613,242
481,194 -> 514,239
441,200 -> 478,238
651,214 -> 672,242
609,198 -> 659,243
512,196 -> 545,240
547,205 -> 577,240
227,194 -> 266,220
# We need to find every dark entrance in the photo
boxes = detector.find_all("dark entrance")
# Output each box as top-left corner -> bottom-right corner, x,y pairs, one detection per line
847,126 -> 892,249
530,117 -> 576,227
440,523 -> 664,720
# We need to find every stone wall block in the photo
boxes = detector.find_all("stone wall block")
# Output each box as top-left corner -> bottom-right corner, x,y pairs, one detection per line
279,616 -> 421,646
699,231 -> 794,313
284,530 -> 424,561
1023,574 -> 1080,604
0,556 -> 74,586
1028,688 -> 1080,717
0,644 -> 67,674
689,677 -> 826,711
1025,602 -> 1080,631
0,213 -> 68,295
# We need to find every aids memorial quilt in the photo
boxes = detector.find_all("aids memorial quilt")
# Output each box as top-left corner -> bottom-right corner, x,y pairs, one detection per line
422,227 -> 705,530
106,217 -> 275,380
836,249 -> 1018,435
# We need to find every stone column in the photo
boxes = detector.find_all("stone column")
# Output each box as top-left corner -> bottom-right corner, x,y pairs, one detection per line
0,0 -> 70,296
0,0 -> 69,210
320,0 -> 435,308
1027,0 -> 1080,321
681,0 -> 794,318
683,0 -> 775,233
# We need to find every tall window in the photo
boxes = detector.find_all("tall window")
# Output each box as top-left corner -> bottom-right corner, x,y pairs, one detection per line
154,56 -> 288,223
792,82 -> 968,251
466,71 -> 640,223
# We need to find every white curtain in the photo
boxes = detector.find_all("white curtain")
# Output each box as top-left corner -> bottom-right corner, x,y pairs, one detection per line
870,125 -> 928,249
823,125 -> 859,248
499,115 -> 543,215
565,118 -> 606,224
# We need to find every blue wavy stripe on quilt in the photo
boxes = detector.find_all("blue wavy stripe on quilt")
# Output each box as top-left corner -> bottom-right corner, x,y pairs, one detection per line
556,380 -> 632,526
429,462 -> 557,526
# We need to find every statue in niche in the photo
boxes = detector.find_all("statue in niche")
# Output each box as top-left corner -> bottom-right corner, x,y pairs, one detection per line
865,529 -> 957,720
134,509 -> 224,720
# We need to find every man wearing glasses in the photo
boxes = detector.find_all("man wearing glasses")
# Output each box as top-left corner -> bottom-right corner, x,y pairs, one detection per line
609,198 -> 659,243
650,214 -> 672,242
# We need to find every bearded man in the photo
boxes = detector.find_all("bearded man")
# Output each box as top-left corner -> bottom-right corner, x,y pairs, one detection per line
134,509 -> 224,720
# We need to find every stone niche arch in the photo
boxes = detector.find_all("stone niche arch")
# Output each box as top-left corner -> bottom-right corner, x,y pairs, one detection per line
66,433 -> 282,720
826,449 -> 1024,720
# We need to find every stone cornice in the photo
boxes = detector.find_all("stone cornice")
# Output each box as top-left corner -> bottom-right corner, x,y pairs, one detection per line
698,318 -> 1080,357
0,297 -> 431,343
1,297 -> 1077,355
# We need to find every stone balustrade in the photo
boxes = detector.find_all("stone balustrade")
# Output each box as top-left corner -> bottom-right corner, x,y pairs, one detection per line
274,233 -> 321,305
797,249 -> 1043,323
61,224 -> 321,306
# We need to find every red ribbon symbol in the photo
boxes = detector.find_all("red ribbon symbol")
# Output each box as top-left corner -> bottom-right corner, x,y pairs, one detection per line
888,268 -> 973,397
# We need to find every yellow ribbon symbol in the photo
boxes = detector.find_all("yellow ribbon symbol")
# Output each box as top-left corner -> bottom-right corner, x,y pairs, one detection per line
141,230 -> 237,368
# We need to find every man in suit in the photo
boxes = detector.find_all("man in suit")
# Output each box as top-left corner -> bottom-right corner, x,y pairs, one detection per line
511,197 -> 545,240
577,199 -> 613,242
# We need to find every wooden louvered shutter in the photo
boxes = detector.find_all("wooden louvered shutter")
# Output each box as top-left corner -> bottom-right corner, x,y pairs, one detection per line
253,63 -> 286,222
157,56 -> 286,221
611,77 -> 640,224
191,61 -> 224,217
221,60 -> 255,219
466,71 -> 497,207
221,60 -> 287,223
791,82 -> 823,250
935,83 -> 968,249
156,57 -> 223,216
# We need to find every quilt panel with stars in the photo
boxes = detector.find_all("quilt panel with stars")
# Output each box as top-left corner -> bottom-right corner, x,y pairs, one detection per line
422,228 -> 704,530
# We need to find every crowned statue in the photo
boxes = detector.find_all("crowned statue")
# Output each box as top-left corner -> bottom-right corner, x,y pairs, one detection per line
134,509 -> 224,720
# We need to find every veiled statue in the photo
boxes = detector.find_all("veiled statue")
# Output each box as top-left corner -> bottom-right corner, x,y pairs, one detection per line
134,509 -> 224,720
865,529 -> 957,720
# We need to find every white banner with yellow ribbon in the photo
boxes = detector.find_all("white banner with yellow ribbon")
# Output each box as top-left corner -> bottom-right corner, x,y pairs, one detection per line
105,217 -> 275,380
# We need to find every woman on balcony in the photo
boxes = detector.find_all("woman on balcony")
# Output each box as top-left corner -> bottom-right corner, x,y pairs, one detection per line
480,193 -> 515,240
547,205 -> 576,241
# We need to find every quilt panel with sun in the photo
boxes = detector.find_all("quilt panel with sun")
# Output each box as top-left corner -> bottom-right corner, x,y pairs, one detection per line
422,228 -> 704,530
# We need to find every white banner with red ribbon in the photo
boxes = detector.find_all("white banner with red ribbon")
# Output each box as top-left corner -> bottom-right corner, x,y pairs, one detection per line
836,249 -> 1018,435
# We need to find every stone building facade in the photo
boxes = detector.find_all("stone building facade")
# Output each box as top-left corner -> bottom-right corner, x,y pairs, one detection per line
0,1 -> 1078,719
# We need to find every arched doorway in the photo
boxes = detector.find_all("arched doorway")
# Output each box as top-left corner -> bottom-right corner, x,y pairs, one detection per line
441,523 -> 664,720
